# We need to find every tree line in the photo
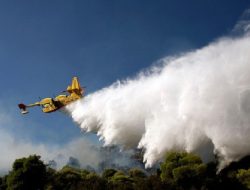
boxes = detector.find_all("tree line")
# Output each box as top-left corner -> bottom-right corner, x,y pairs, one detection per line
1,152 -> 250,190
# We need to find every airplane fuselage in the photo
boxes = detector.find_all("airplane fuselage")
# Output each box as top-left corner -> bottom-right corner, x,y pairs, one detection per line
18,77 -> 84,114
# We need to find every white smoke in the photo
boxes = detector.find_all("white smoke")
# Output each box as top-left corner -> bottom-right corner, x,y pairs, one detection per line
0,127 -> 102,174
67,27 -> 250,169
0,104 -> 141,174
0,106 -> 102,173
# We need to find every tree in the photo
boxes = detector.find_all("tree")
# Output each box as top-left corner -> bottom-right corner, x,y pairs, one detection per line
129,168 -> 146,179
160,152 -> 207,190
102,168 -> 117,180
109,171 -> 134,190
236,169 -> 250,189
218,155 -> 250,190
83,172 -> 106,190
145,174 -> 168,190
0,175 -> 7,190
44,167 -> 56,190
51,166 -> 83,190
6,155 -> 47,190
128,168 -> 149,190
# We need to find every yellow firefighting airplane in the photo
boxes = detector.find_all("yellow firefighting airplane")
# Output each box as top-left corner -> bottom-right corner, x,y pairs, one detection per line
18,77 -> 84,114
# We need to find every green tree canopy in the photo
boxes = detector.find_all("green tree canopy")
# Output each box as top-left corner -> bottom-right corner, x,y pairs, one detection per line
102,168 -> 118,180
160,152 -> 207,190
6,155 -> 47,190
129,168 -> 146,179
51,166 -> 83,190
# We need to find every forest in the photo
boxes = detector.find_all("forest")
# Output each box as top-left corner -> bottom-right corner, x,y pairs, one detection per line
1,152 -> 250,190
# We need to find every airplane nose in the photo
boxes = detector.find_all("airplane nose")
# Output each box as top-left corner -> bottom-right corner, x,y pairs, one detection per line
18,103 -> 26,109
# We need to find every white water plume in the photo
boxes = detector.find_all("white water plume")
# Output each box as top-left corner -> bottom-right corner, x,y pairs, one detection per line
67,23 -> 250,169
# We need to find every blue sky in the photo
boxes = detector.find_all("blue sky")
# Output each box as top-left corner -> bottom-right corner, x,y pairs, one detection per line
0,0 -> 249,147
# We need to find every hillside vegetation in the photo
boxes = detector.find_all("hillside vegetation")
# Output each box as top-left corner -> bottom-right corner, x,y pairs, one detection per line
1,152 -> 250,190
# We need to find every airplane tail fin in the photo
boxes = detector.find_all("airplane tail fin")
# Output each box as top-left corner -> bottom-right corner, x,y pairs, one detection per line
18,103 -> 29,114
67,77 -> 84,97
